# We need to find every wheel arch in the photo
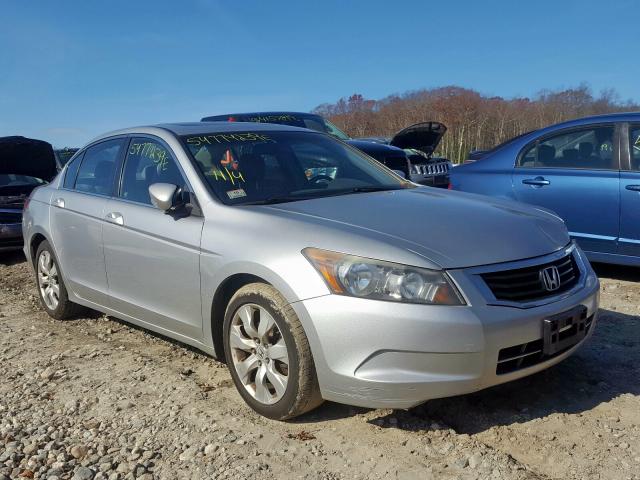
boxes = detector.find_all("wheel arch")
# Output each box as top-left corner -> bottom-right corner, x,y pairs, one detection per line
210,273 -> 270,361
203,257 -> 329,360
28,232 -> 49,265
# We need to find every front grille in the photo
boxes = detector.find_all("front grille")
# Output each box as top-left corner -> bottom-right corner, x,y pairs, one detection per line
0,211 -> 22,224
480,253 -> 579,303
414,161 -> 449,176
496,313 -> 593,374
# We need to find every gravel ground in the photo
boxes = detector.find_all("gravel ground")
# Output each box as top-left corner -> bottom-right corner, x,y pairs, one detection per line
0,251 -> 638,480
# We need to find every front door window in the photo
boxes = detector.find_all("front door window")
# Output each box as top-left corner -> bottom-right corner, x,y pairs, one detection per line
519,126 -> 616,170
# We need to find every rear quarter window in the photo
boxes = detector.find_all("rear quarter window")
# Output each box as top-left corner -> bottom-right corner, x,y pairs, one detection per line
63,152 -> 84,189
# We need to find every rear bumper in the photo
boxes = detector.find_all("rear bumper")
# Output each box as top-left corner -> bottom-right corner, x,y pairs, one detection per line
291,248 -> 600,409
0,222 -> 23,251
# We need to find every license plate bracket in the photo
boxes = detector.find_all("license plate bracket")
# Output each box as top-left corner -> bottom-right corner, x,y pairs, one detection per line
543,305 -> 589,356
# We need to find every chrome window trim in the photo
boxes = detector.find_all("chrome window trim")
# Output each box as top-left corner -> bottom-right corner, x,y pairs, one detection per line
462,242 -> 586,309
56,187 -> 115,201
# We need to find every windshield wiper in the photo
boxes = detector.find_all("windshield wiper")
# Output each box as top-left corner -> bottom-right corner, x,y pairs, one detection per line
241,195 -> 316,205
344,186 -> 403,193
240,185 -> 408,205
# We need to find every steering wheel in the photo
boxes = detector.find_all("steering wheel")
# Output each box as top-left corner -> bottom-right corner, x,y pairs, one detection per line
308,174 -> 334,185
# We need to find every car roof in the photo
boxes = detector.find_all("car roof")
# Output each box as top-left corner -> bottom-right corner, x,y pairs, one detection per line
89,121 -> 314,144
202,111 -> 320,119
487,111 -> 640,153
544,112 -> 640,130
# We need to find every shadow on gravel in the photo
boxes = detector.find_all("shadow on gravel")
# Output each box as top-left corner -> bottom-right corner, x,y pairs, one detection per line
293,402 -> 371,424
0,250 -> 26,266
369,308 -> 639,434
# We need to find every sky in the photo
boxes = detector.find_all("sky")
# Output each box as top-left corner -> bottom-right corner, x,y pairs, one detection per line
0,0 -> 638,147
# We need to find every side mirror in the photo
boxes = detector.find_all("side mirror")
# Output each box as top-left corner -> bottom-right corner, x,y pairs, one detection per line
149,183 -> 178,211
392,169 -> 407,179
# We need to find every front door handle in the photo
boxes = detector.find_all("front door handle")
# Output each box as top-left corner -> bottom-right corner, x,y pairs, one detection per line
52,198 -> 65,208
625,185 -> 640,192
522,176 -> 550,187
105,212 -> 124,226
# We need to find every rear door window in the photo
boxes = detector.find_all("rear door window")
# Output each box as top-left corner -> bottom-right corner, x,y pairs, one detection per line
519,126 -> 616,170
74,139 -> 124,196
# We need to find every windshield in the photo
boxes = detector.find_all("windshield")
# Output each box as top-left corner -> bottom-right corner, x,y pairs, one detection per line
244,115 -> 351,140
182,130 -> 409,205
0,174 -> 45,198
320,119 -> 350,140
0,174 -> 45,188
204,114 -> 351,141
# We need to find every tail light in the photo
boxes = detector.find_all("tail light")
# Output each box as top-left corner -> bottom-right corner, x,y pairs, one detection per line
447,183 -> 453,190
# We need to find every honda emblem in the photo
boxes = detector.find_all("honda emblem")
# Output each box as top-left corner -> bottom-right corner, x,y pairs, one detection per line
540,265 -> 561,291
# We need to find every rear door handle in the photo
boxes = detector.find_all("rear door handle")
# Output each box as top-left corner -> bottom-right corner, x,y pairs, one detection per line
105,212 -> 124,226
52,198 -> 65,208
625,185 -> 640,192
522,176 -> 550,187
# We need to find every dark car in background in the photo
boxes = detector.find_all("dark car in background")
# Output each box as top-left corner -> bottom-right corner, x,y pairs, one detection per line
449,112 -> 640,266
201,112 -> 451,187
55,148 -> 79,168
1,136 -> 58,251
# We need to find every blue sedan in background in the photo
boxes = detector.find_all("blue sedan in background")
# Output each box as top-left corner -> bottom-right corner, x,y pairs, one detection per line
450,112 -> 640,266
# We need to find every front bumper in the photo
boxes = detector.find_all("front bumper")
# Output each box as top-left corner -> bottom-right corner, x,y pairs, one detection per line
0,222 -> 23,251
409,173 -> 449,188
291,247 -> 600,409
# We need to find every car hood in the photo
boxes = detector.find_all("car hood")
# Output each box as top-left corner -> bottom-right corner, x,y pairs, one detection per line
345,139 -> 406,155
267,188 -> 569,269
0,136 -> 57,181
389,122 -> 447,157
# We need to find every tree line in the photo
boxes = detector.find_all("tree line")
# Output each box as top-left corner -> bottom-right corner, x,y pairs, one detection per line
312,85 -> 639,163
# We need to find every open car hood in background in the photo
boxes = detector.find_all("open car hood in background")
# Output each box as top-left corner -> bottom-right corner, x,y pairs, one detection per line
389,122 -> 447,157
0,136 -> 57,181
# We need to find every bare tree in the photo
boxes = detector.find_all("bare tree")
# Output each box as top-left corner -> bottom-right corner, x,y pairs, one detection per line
312,85 -> 639,163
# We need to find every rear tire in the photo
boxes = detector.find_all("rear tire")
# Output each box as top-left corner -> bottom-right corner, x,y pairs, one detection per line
223,283 -> 323,420
35,241 -> 85,320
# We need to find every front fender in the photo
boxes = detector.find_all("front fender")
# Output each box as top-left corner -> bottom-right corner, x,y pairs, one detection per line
199,252 -> 331,353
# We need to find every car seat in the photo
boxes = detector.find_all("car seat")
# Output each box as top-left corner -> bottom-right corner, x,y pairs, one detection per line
537,144 -> 556,167
578,142 -> 595,160
561,148 -> 579,168
239,153 -> 266,197
93,160 -> 114,195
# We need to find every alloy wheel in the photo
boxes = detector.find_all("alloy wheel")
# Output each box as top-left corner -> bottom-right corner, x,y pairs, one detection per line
229,304 -> 290,405
37,250 -> 60,310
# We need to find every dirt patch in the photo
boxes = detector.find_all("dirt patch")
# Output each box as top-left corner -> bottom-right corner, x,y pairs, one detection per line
1,252 -> 638,479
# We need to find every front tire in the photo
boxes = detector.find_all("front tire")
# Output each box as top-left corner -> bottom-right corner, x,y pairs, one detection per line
223,283 -> 323,420
35,241 -> 85,320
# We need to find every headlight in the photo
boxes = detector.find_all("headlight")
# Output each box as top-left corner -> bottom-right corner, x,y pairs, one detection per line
302,248 -> 465,305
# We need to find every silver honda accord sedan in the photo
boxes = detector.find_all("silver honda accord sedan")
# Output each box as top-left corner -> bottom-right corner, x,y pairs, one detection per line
22,122 -> 600,420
